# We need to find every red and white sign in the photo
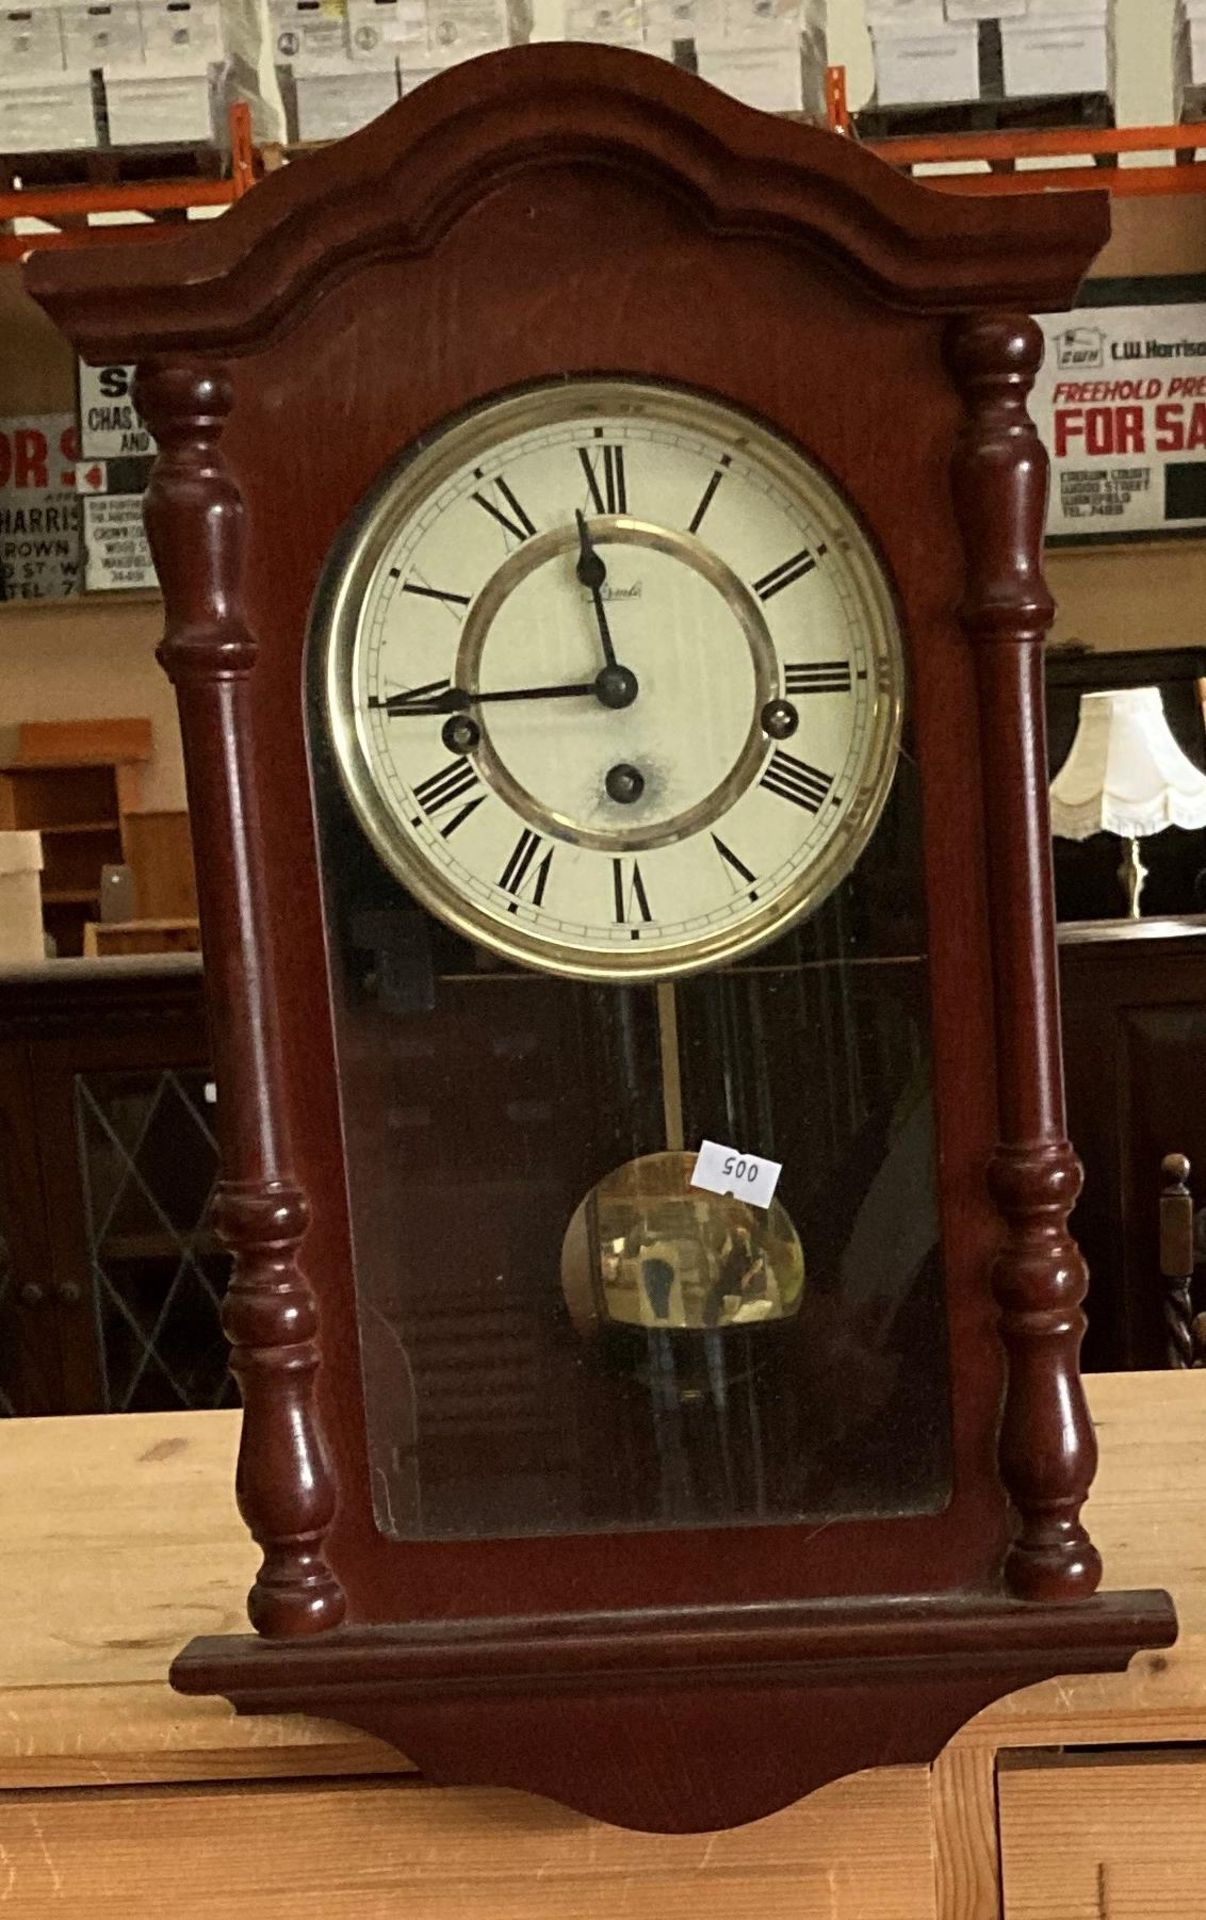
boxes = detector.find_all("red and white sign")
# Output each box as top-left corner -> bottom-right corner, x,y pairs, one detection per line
0,415 -> 82,601
1035,298 -> 1206,542
76,361 -> 156,592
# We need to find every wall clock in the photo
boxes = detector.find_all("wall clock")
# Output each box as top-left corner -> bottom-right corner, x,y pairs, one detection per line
27,45 -> 1176,1834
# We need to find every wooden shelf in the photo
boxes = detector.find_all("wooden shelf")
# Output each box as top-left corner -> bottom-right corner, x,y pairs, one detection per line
37,821 -> 121,837
826,64 -> 1206,198
0,723 -> 155,953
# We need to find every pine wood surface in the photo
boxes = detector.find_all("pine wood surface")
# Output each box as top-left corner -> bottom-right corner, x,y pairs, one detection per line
997,1754 -> 1206,1919
0,1770 -> 938,1919
930,1743 -> 1000,1920
0,1371 -> 1201,1917
0,1369 -> 1200,1794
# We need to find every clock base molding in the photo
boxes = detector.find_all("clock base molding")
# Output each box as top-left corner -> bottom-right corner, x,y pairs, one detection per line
171,1589 -> 1175,1832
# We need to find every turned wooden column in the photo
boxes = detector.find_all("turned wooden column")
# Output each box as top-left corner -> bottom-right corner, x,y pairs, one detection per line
947,313 -> 1101,1604
136,362 -> 345,1637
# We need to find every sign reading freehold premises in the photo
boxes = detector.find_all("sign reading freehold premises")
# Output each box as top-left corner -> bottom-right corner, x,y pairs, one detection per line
1034,278 -> 1206,545
77,362 -> 157,592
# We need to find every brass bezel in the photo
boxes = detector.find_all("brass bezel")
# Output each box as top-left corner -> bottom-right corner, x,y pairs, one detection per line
320,379 -> 905,983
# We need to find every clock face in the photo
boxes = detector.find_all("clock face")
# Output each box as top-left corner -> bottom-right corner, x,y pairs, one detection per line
319,380 -> 904,980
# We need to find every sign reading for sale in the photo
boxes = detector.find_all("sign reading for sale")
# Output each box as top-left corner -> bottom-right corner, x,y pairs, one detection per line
0,415 -> 81,601
1034,295 -> 1206,542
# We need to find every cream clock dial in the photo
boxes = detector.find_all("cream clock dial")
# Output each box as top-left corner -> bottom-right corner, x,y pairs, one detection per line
320,380 -> 904,980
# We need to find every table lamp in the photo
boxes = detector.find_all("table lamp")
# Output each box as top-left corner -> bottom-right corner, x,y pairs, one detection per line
1050,686 -> 1206,918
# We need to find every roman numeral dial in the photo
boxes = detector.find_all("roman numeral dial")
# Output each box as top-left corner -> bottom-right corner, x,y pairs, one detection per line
712,834 -> 757,890
785,661 -> 852,696
472,474 -> 536,545
341,381 -> 902,980
760,750 -> 834,813
499,829 -> 554,908
412,758 -> 485,836
580,443 -> 627,515
754,548 -> 818,601
613,858 -> 653,929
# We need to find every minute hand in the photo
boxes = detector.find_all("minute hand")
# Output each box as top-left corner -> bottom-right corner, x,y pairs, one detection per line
382,681 -> 596,716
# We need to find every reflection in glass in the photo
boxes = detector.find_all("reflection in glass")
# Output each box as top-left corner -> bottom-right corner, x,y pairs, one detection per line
308,703 -> 952,1541
562,1150 -> 805,1336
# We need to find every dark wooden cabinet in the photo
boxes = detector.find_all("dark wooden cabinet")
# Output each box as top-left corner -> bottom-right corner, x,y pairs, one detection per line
1060,920 -> 1206,1372
0,958 -> 231,1416
0,927 -> 1199,1417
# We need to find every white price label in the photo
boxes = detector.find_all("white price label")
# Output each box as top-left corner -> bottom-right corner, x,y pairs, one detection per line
690,1139 -> 782,1210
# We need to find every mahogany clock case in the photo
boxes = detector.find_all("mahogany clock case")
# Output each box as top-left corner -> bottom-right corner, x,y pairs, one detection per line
24,47 -> 1176,1833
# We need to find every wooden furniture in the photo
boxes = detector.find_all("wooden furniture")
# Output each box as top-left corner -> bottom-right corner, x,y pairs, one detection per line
1060,917 -> 1206,1370
0,717 -> 151,957
121,809 -> 198,920
0,1370 -> 1200,1917
82,917 -> 202,957
0,956 -> 227,1418
1157,1150 -> 1206,1371
25,42 -> 1176,1828
0,829 -> 44,962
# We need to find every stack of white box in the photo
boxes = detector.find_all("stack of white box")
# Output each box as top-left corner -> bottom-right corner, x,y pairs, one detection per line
1175,0 -> 1206,117
397,0 -> 510,95
868,0 -> 1113,108
103,0 -> 225,144
998,0 -> 1113,99
692,0 -> 827,116
0,0 -> 226,153
867,0 -> 979,105
562,0 -> 643,51
0,0 -> 96,151
273,0 -> 398,139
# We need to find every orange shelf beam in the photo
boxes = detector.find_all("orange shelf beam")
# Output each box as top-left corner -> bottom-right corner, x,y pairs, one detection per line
913,161 -> 1206,197
864,119 -> 1206,166
0,101 -> 255,259
826,62 -> 1206,197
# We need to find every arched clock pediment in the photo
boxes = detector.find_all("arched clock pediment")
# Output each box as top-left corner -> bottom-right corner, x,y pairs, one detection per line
27,43 -> 1108,359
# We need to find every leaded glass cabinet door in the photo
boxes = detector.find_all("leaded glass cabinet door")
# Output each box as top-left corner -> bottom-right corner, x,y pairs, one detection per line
75,1065 -> 233,1412
29,41 -> 1174,1836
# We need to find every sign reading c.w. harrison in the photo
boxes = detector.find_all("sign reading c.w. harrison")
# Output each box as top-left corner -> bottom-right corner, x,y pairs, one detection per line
1034,279 -> 1206,544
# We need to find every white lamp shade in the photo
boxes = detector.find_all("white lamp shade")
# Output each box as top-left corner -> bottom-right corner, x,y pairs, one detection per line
1050,687 -> 1206,843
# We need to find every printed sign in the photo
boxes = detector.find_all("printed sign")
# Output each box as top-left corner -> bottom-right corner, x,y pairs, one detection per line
0,415 -> 82,601
82,493 -> 158,593
78,362 -> 154,461
1035,282 -> 1206,544
76,362 -> 156,592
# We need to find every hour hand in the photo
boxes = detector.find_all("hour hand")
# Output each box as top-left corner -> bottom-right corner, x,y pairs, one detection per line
374,680 -> 467,716
575,510 -> 619,672
575,508 -> 606,591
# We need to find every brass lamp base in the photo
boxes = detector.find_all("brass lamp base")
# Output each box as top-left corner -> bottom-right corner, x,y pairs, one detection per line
1117,836 -> 1147,919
